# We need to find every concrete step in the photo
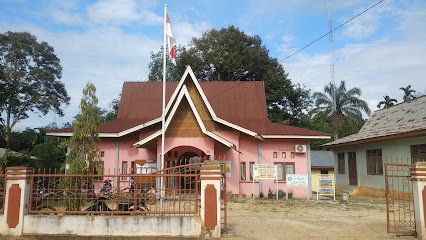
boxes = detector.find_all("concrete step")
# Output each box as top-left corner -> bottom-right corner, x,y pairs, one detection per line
341,185 -> 359,195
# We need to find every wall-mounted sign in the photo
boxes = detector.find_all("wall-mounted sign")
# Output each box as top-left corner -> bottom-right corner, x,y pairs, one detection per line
253,165 -> 277,180
220,161 -> 232,178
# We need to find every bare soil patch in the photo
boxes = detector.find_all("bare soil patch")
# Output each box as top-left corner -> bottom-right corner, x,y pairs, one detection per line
222,195 -> 417,240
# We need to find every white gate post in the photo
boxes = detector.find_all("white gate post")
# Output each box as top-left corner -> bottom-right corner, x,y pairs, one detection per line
200,160 -> 221,238
1,167 -> 33,235
411,162 -> 426,239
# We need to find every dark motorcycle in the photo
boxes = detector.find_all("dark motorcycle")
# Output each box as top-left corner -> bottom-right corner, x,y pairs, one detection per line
82,181 -> 96,201
84,180 -> 149,213
31,191 -> 57,213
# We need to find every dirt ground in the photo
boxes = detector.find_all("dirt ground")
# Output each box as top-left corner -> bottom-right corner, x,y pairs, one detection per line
222,195 -> 417,240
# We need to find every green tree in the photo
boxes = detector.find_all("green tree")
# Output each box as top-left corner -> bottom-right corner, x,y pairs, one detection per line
148,26 -> 309,126
377,95 -> 397,109
63,82 -> 101,210
312,81 -> 371,138
400,85 -> 416,102
0,31 -> 70,147
101,95 -> 120,123
33,142 -> 65,170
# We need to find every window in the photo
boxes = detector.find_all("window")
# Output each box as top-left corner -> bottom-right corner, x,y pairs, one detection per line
275,162 -> 295,181
241,162 -> 246,181
167,152 -> 172,158
273,152 -> 277,158
282,152 -> 286,158
338,153 -> 345,174
100,151 -> 105,157
367,149 -> 383,175
411,144 -> 426,164
321,170 -> 329,174
249,162 -> 255,180
121,161 -> 128,180
290,152 -> 295,158
174,151 -> 178,158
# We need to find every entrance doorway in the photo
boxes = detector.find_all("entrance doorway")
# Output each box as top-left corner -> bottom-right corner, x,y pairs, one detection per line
178,152 -> 201,190
348,152 -> 357,186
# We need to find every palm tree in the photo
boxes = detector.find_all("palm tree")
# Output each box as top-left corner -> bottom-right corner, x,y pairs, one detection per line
400,85 -> 416,102
312,81 -> 371,138
377,95 -> 398,109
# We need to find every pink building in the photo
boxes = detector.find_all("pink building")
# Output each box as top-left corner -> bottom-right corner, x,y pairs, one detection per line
48,66 -> 330,198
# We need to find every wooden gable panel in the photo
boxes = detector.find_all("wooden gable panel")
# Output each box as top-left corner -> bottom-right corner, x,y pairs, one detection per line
166,98 -> 204,138
186,81 -> 227,132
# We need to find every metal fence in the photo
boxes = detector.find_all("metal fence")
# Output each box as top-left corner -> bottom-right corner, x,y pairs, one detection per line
385,157 -> 416,236
29,170 -> 200,216
0,169 -> 4,213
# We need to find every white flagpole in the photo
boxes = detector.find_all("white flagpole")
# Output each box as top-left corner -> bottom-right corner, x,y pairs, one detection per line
160,3 -> 167,212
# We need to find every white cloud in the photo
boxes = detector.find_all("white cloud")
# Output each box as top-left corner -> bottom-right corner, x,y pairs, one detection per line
87,0 -> 158,25
283,38 -> 426,115
174,21 -> 212,46
282,35 -> 295,43
51,9 -> 84,25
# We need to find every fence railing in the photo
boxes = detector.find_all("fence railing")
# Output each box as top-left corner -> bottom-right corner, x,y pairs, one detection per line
29,172 -> 199,216
0,169 -> 4,213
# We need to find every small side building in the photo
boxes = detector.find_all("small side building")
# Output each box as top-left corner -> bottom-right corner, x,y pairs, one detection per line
310,151 -> 334,193
324,96 -> 426,196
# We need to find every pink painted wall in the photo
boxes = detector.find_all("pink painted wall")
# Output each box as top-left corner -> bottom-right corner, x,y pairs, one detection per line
259,138 -> 308,198
97,138 -> 116,173
96,131 -> 310,198
160,137 -> 214,156
213,131 -> 240,194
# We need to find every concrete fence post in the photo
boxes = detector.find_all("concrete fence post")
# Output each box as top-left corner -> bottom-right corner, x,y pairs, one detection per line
200,160 -> 221,238
410,163 -> 426,239
1,167 -> 33,236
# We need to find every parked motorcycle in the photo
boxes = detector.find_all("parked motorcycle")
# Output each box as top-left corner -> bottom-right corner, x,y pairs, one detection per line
82,181 -> 96,201
31,191 -> 57,213
84,193 -> 148,213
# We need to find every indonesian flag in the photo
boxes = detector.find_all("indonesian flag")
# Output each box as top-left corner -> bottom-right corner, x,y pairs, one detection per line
166,14 -> 176,66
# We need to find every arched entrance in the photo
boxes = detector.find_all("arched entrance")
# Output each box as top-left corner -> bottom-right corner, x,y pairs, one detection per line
177,152 -> 201,190
164,147 -> 206,191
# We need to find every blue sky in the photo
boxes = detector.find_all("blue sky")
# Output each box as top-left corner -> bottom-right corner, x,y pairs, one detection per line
1,0 -> 425,130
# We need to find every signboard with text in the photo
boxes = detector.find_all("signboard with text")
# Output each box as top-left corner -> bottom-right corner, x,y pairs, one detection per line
220,161 -> 232,178
286,174 -> 308,187
253,165 -> 277,180
317,174 -> 335,201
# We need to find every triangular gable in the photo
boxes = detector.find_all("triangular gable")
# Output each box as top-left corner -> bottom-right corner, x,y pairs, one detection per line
134,85 -> 236,149
163,66 -> 262,139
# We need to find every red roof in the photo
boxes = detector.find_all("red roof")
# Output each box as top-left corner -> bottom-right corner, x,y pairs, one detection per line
49,81 -> 329,137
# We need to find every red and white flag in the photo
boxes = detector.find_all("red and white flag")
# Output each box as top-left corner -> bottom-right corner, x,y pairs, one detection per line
166,14 -> 176,66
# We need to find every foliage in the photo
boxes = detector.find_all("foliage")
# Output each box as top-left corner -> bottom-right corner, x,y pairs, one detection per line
63,81 -> 101,210
0,31 -> 70,147
33,142 -> 65,170
312,81 -> 371,137
4,154 -> 37,168
400,85 -> 416,102
377,95 -> 397,109
147,26 -> 309,126
100,95 -> 120,123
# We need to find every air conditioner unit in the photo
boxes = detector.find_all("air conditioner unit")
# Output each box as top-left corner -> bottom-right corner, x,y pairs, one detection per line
295,145 -> 307,153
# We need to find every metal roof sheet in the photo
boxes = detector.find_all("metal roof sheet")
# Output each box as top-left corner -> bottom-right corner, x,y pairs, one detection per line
324,95 -> 426,147
311,151 -> 334,167
49,81 -> 330,137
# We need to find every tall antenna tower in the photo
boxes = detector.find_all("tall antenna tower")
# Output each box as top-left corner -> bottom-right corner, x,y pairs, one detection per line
328,0 -> 338,139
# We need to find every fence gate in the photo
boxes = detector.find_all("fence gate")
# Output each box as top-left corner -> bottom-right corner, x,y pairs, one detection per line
385,161 -> 416,236
220,172 -> 227,232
